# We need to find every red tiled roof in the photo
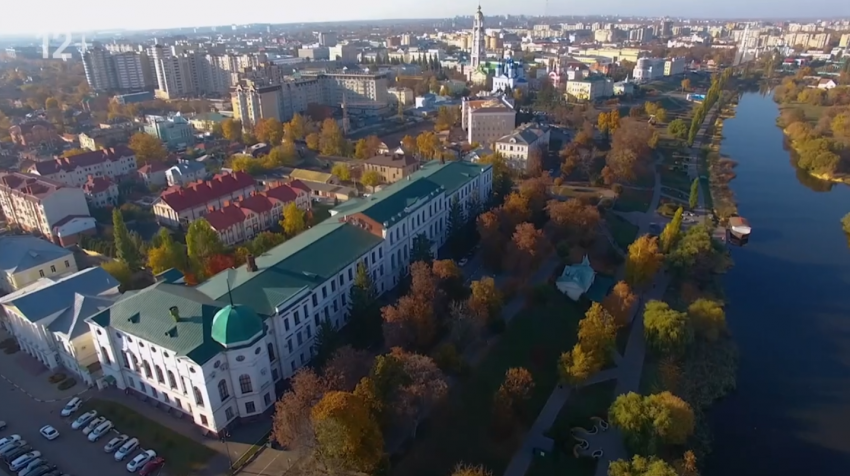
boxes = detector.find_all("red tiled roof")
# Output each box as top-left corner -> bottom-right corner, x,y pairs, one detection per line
237,193 -> 274,214
0,171 -> 67,201
264,183 -> 299,203
288,179 -> 310,193
205,204 -> 251,231
83,176 -> 114,194
138,161 -> 169,174
34,146 -> 134,175
159,171 -> 256,212
204,184 -> 301,232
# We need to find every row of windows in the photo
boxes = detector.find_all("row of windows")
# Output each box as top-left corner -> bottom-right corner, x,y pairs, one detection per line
36,259 -> 72,278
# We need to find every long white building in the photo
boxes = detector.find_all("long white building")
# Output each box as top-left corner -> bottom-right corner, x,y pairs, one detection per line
87,160 -> 492,435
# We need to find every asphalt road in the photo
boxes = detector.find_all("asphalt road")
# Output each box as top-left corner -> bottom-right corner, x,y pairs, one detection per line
0,386 -> 139,476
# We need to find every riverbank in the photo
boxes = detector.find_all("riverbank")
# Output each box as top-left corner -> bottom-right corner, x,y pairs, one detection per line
700,96 -> 741,223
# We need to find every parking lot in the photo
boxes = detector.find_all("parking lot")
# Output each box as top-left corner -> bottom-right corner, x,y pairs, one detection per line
0,383 -> 159,476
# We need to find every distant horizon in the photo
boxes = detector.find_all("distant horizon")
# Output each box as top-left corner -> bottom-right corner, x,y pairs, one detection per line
2,0 -> 849,39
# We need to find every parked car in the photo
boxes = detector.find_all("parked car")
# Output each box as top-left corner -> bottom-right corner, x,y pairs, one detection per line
40,470 -> 61,476
114,438 -> 139,461
60,398 -> 82,417
87,421 -> 113,442
0,441 -> 25,458
20,464 -> 50,476
0,421 -> 6,431
0,435 -> 21,451
38,426 -> 59,441
126,450 -> 156,473
20,465 -> 56,476
81,417 -> 106,435
139,457 -> 165,476
18,456 -> 44,475
70,411 -> 97,430
104,435 -> 129,453
10,451 -> 41,472
3,446 -> 32,463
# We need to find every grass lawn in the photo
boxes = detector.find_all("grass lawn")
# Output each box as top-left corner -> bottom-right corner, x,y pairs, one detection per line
529,380 -> 617,476
80,399 -> 215,476
309,202 -> 333,224
606,214 -> 639,249
613,188 -> 653,213
779,103 -> 827,125
391,290 -> 585,476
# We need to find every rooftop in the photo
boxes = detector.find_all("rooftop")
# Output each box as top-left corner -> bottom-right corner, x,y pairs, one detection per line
289,168 -> 334,184
0,172 -> 69,201
32,146 -> 134,176
0,235 -> 73,275
158,171 -> 256,212
83,176 -> 114,195
204,184 -> 301,231
88,283 -> 229,365
365,153 -> 419,168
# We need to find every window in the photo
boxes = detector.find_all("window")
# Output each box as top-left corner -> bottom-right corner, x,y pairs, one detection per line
267,343 -> 276,362
193,387 -> 204,407
39,269 -> 45,278
300,353 -> 306,364
297,332 -> 303,346
245,401 -> 256,414
50,265 -> 56,273
264,393 -> 272,406
324,307 -> 329,320
167,370 -> 177,389
272,368 -> 279,381
239,374 -> 253,394
331,280 -> 336,292
200,414 -> 208,426
314,314 -> 320,326
293,311 -> 300,325
290,361 -> 296,372
379,247 -> 383,259
333,300 -> 338,313
122,352 -> 131,369
371,251 -> 376,262
225,407 -> 234,421
311,295 -> 318,306
64,260 -> 70,268
128,377 -> 135,389
322,286 -> 327,299
348,268 -> 353,280
339,275 -> 344,287
99,346 -> 111,364
306,325 -> 312,338
341,294 -> 347,306
143,361 -> 152,378
218,379 -> 230,401
154,365 -> 164,384
283,317 -> 290,332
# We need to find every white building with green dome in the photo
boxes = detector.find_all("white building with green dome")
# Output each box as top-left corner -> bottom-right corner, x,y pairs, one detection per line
86,159 -> 493,435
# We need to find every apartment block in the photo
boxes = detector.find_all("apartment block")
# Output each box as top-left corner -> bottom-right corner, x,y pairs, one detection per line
231,81 -> 283,130
461,95 -> 517,147
0,172 -> 91,238
30,146 -> 137,186
143,115 -> 194,149
494,124 -> 551,171
565,76 -> 614,101
664,57 -> 687,76
153,171 -> 258,227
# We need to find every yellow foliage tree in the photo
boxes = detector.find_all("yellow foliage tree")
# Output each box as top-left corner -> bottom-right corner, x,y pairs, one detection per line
128,133 -> 167,164
558,343 -> 601,386
311,391 -> 384,474
625,234 -> 663,287
282,202 -> 306,237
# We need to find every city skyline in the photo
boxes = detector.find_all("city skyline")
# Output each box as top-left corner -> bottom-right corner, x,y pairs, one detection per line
3,0 -> 849,37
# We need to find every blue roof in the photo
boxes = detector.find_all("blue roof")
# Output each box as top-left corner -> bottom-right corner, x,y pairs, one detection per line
0,235 -> 72,275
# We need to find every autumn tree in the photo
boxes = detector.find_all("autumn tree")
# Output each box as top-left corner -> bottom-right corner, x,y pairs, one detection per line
689,178 -> 699,209
362,170 -> 382,192
434,105 -> 460,131
527,146 -> 544,177
129,133 -> 167,164
643,300 -> 692,356
272,369 -> 328,450
468,276 -> 502,326
349,262 -> 382,348
493,367 -> 535,423
204,253 -> 236,277
401,134 -> 417,152
609,391 -> 694,454
147,228 -> 187,274
391,348 -> 448,437
411,233 -> 434,264
546,199 -> 601,244
186,218 -> 224,276
558,343 -> 600,386
578,303 -> 618,361
62,148 -> 88,158
281,202 -> 306,237
659,207 -> 684,253
452,463 -> 493,476
625,235 -> 663,288
264,144 -> 297,168
609,455 -> 679,476
602,281 -> 637,327
501,193 -> 532,231
102,260 -> 132,289
283,113 -> 310,141
508,222 -> 550,275
477,211 -> 505,270
416,131 -> 441,159
681,78 -> 691,92
324,346 -> 374,392
646,391 -> 695,445
311,391 -> 384,474
220,118 -> 243,142
305,132 -> 320,151
478,152 -> 513,199
331,163 -> 351,181
518,176 -> 551,224
667,224 -> 729,280
383,294 -> 437,351
319,118 -> 345,156
254,117 -> 284,145
667,118 -> 688,139
687,298 -> 726,341
432,259 -> 466,301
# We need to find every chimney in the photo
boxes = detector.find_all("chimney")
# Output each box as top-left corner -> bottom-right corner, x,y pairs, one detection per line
169,306 -> 180,322
223,200 -> 230,207
246,254 -> 258,272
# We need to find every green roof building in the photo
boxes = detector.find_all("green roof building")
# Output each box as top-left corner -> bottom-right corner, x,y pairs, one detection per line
211,305 -> 265,348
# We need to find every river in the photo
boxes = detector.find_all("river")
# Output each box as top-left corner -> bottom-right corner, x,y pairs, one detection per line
708,92 -> 850,475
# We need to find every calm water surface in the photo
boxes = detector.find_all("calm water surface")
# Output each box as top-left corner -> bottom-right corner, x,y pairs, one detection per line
708,92 -> 850,475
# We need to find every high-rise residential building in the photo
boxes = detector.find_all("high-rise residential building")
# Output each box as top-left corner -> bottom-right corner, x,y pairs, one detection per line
840,33 -> 850,48
321,71 -> 389,105
231,81 -> 283,130
470,5 -> 485,71
318,31 -> 338,47
112,51 -> 155,91
82,47 -> 118,91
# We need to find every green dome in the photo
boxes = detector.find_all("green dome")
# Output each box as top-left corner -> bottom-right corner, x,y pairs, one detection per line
211,304 -> 264,347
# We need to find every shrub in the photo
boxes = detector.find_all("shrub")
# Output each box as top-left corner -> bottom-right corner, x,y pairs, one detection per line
48,373 -> 67,383
57,378 -> 77,391
553,177 -> 564,186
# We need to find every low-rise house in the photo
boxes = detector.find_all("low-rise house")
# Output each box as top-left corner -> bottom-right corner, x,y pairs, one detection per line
556,255 -> 595,301
30,146 -> 137,187
204,184 -> 311,246
153,171 -> 258,228
1,267 -> 120,385
817,78 -> 838,90
0,172 -> 92,238
189,112 -> 227,132
296,180 -> 356,203
78,127 -> 137,151
83,176 -> 119,208
9,120 -> 59,147
52,216 -> 98,247
166,161 -> 208,187
494,124 -> 551,171
363,152 -> 420,184
137,162 -> 170,187
565,76 -> 614,101
289,169 -> 339,185
0,235 -> 78,293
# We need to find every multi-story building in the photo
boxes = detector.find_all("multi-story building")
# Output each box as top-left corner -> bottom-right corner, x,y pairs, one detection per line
320,71 -> 390,105
279,78 -> 322,121
78,126 -> 138,151
82,47 -> 118,91
328,45 -> 360,63
83,176 -> 119,208
231,80 -> 282,130
318,32 -> 338,47
0,172 -> 91,238
1,267 -> 119,385
83,47 -> 154,92
494,124 -> 551,171
0,235 -> 78,293
30,146 -> 137,186
363,152 -> 419,183
137,162 -> 170,187
664,57 -> 687,76
388,87 -> 414,105
9,120 -> 59,147
87,160 -> 491,435
565,76 -> 614,101
632,57 -> 666,82
461,95 -> 517,146
166,161 -> 208,187
204,184 -> 311,246
144,115 -> 194,149
840,33 -> 850,48
153,171 -> 258,227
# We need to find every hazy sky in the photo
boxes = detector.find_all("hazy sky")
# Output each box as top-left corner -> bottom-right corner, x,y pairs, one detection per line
2,0 -> 848,36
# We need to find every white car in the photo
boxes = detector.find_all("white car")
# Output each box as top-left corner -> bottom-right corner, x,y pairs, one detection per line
104,435 -> 129,453
81,416 -> 106,435
87,421 -> 113,442
70,411 -> 97,430
457,257 -> 468,266
60,397 -> 82,417
114,438 -> 139,461
19,457 -> 45,474
38,426 -> 59,441
9,451 -> 41,472
126,450 -> 156,472
0,435 -> 21,451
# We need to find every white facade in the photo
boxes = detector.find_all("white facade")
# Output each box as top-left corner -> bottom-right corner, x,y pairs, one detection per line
166,163 -> 207,187
632,57 -> 666,82
470,6 -> 485,70
494,126 -> 551,171
113,52 -> 155,91
462,96 -> 517,147
32,149 -> 137,187
0,173 -> 91,238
